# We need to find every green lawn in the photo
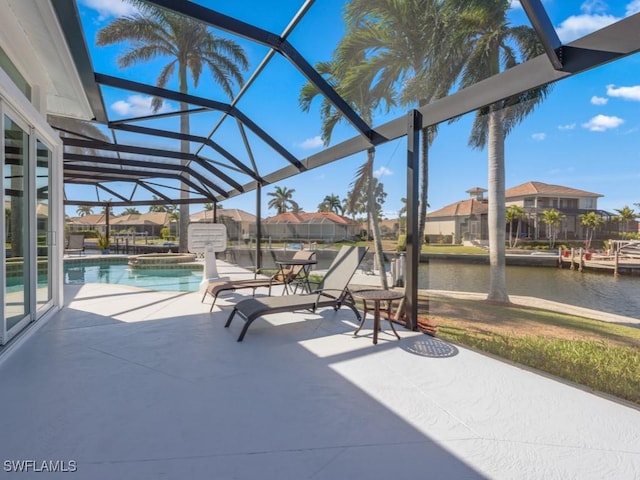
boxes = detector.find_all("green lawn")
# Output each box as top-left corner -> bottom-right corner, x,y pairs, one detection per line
427,296 -> 640,405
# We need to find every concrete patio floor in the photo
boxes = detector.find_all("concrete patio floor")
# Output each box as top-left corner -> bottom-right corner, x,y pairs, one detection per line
1,261 -> 639,479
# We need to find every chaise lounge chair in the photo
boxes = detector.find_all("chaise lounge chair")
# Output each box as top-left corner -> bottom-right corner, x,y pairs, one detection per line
64,234 -> 85,256
224,246 -> 368,341
202,249 -> 316,311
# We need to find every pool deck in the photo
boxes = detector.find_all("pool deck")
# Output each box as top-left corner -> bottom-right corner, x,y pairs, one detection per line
1,260 -> 639,479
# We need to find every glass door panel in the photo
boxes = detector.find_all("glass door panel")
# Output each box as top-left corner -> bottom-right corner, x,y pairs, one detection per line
4,114 -> 30,331
36,139 -> 51,311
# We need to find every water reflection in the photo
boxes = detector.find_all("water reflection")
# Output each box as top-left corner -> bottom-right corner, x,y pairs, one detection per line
420,259 -> 640,320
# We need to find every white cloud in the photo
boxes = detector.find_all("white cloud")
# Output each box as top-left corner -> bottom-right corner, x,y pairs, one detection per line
627,0 -> 640,16
582,114 -> 624,132
297,136 -> 324,149
555,14 -> 618,43
79,0 -> 138,20
606,84 -> 640,101
531,132 -> 546,141
581,0 -> 609,14
590,95 -> 608,105
558,123 -> 576,130
111,95 -> 170,116
509,1 -> 522,9
374,166 -> 393,178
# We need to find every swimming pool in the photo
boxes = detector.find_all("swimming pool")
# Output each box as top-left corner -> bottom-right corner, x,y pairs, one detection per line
64,261 -> 203,292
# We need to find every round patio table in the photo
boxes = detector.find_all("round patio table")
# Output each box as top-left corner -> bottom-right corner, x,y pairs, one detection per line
352,289 -> 403,344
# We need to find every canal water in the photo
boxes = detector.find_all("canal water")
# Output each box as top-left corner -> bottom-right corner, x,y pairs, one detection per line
420,259 -> 640,320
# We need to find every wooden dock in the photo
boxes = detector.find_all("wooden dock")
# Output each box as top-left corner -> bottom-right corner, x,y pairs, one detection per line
558,247 -> 640,276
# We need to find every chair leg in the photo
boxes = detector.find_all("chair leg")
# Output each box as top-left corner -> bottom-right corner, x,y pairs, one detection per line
237,321 -> 252,342
209,293 -> 219,313
224,309 -> 237,328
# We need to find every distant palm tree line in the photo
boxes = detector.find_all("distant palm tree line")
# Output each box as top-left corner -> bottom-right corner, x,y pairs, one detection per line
509,205 -> 639,248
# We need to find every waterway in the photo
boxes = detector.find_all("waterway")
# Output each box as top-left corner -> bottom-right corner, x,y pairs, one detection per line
420,259 -> 640,320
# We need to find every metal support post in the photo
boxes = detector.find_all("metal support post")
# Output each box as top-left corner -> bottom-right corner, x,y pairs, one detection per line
405,110 -> 421,330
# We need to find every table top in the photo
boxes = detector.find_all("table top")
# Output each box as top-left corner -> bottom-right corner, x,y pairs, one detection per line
275,258 -> 317,266
352,289 -> 404,302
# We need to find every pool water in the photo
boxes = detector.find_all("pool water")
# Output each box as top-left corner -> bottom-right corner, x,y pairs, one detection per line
64,263 -> 202,292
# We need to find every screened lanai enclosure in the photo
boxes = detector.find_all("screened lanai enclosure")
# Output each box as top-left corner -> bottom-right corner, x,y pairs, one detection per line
3,0 -> 640,341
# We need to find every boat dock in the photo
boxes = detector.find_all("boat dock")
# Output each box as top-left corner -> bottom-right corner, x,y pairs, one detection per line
559,247 -> 640,276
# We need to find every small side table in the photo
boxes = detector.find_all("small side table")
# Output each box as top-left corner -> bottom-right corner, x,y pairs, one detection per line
352,289 -> 403,344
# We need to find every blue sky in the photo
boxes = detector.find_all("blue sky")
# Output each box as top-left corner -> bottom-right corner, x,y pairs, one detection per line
71,0 -> 640,218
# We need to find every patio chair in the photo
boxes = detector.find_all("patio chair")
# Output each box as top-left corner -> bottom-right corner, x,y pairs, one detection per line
224,246 -> 368,341
64,234 -> 85,256
202,249 -> 316,312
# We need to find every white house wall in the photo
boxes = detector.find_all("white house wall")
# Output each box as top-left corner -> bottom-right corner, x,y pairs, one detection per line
0,1 -> 69,339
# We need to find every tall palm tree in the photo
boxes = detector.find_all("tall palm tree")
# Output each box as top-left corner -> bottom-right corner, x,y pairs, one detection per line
76,205 -> 93,217
614,205 -> 637,240
300,57 -> 393,288
340,0 -> 460,246
318,194 -> 344,215
540,208 -> 563,249
97,1 -> 248,253
580,211 -> 604,249
267,186 -> 299,214
506,204 -> 526,248
452,0 -> 550,302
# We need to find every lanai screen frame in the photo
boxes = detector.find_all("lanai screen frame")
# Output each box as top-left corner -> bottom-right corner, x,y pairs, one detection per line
51,0 -> 640,329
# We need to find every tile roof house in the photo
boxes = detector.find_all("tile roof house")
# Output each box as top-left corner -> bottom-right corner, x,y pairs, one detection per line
67,212 -> 170,238
190,208 -> 257,244
263,212 -> 360,242
426,182 -> 613,244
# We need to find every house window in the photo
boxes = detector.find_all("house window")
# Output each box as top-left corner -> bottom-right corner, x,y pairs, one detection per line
559,198 -> 578,209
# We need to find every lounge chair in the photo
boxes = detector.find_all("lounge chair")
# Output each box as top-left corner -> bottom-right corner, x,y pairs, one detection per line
224,246 -> 367,341
64,234 -> 85,256
202,249 -> 316,311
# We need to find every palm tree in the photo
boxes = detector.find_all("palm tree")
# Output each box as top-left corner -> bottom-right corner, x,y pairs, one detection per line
300,57 -> 393,288
168,210 -> 180,239
101,200 -> 114,217
340,0 -> 460,246
148,195 -> 169,213
267,186 -> 299,214
580,211 -> 604,249
344,187 -> 366,221
121,207 -> 140,216
318,194 -> 344,215
398,197 -> 407,235
97,1 -> 248,253
76,205 -> 93,217
506,205 -> 526,248
452,0 -> 550,303
614,205 -> 637,240
540,209 -> 563,249
203,202 -> 216,223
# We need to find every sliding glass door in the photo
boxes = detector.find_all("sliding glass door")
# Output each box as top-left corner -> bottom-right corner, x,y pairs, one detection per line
36,139 -> 52,312
3,112 -> 30,337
